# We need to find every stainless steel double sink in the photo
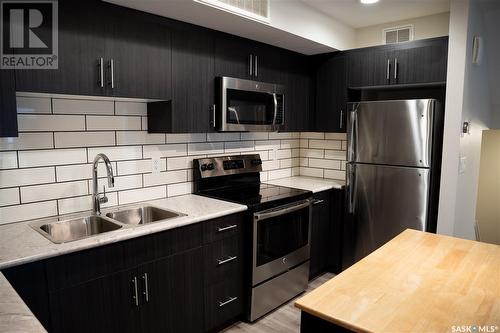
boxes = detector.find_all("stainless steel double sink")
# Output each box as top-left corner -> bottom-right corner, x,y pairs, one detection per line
30,206 -> 186,244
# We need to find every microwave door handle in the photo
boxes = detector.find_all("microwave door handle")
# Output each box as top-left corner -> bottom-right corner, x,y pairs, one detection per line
254,200 -> 310,221
228,107 -> 240,124
272,93 -> 278,126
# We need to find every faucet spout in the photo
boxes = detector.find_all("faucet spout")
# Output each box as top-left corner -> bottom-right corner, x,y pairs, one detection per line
92,153 -> 115,215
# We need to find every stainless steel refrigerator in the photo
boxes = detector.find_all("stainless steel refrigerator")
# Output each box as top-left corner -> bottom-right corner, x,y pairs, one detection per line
345,99 -> 441,266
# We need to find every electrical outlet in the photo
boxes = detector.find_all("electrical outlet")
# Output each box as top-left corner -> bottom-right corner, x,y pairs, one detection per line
151,152 -> 161,174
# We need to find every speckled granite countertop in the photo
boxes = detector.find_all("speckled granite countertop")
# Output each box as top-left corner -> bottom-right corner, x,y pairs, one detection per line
265,176 -> 345,193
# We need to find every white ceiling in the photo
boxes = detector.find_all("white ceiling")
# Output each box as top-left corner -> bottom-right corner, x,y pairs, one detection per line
302,0 -> 450,28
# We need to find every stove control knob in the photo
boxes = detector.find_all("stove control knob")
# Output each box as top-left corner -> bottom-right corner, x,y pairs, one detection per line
206,163 -> 215,170
200,164 -> 208,171
251,159 -> 262,166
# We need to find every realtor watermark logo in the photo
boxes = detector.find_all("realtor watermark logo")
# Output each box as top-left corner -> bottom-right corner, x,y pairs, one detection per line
0,0 -> 58,69
451,325 -> 499,333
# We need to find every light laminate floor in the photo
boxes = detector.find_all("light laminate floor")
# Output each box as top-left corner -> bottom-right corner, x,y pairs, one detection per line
222,272 -> 334,333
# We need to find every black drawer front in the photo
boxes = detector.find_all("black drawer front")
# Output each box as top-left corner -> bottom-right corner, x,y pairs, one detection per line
204,279 -> 243,332
202,213 -> 244,243
203,236 -> 242,285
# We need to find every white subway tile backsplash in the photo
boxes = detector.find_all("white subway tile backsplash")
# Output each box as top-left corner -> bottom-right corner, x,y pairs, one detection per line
115,101 -> 147,116
207,133 -> 240,142
0,167 -> 55,188
143,170 -> 187,187
87,146 -> 142,162
300,149 -> 324,158
299,139 -> 309,148
119,186 -> 166,205
276,149 -> 292,159
117,159 -> 166,176
188,142 -> 223,156
86,115 -> 141,130
141,117 -> 148,131
17,97 -> 51,114
116,131 -> 165,145
324,169 -> 345,180
56,162 -> 117,182
0,152 -> 17,169
144,144 -> 187,158
262,159 -> 279,171
309,140 -> 342,150
269,132 -> 299,140
224,141 -> 254,153
54,131 -> 115,148
20,181 -> 88,203
268,168 -> 292,180
309,158 -> 341,170
18,114 -> 86,132
281,139 -> 300,149
342,141 -> 348,151
324,150 -> 347,160
300,132 -> 325,140
241,132 -> 268,140
53,99 -> 114,115
58,192 -> 118,215
19,149 -> 87,167
167,182 -> 192,197
0,133 -> 54,151
255,140 -> 280,151
93,174 -> 143,193
0,188 -> 20,207
0,201 -> 58,225
299,167 -> 324,178
325,133 -> 347,140
166,133 -> 206,144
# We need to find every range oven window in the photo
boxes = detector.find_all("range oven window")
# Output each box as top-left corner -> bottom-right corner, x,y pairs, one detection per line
256,207 -> 309,266
226,89 -> 275,125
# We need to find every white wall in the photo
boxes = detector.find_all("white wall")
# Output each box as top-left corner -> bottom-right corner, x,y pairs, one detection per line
437,0 -> 497,240
355,12 -> 450,48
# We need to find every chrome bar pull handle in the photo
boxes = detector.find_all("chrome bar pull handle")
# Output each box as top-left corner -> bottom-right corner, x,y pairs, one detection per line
217,224 -> 237,232
219,296 -> 238,307
312,199 -> 325,206
132,277 -> 139,307
108,59 -> 115,89
254,55 -> 258,77
339,109 -> 344,129
211,104 -> 216,128
394,57 -> 398,80
142,273 -> 149,303
249,54 -> 253,76
98,58 -> 104,88
386,59 -> 391,80
217,255 -> 237,266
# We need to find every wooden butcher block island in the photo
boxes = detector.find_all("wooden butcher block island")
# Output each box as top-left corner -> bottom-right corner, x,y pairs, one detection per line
295,229 -> 500,333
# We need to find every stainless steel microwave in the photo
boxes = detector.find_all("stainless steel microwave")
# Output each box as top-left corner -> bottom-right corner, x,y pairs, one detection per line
215,76 -> 284,132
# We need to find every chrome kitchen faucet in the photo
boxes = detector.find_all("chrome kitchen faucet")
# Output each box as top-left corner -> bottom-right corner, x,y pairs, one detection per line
92,153 -> 115,215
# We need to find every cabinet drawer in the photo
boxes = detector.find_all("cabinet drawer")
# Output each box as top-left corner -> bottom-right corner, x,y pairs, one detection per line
203,236 -> 242,285
203,212 -> 244,243
204,279 -> 243,332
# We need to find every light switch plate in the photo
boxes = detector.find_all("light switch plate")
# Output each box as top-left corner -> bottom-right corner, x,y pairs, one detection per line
151,152 -> 161,174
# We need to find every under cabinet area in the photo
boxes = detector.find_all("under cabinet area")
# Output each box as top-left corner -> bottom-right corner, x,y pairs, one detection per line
3,212 -> 245,333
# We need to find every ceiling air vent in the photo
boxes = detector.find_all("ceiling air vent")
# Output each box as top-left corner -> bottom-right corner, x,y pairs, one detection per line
383,25 -> 414,44
195,0 -> 270,23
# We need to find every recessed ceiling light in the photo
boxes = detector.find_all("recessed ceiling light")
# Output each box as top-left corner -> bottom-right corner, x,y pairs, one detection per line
360,0 -> 379,4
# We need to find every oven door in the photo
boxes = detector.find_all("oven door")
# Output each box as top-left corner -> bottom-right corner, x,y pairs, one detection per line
219,77 -> 284,132
252,200 -> 311,285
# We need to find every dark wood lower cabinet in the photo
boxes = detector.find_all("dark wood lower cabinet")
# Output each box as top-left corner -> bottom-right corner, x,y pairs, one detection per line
3,212 -> 245,333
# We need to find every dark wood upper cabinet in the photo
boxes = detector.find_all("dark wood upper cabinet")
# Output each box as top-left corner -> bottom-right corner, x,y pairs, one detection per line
314,53 -> 347,133
171,23 -> 215,133
347,36 -> 448,88
15,0 -> 106,96
0,69 -> 17,137
103,4 -> 171,99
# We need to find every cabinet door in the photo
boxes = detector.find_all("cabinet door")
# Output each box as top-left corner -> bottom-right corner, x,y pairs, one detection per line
391,37 -> 448,85
215,34 -> 254,80
282,51 -> 312,131
347,47 -> 392,87
314,53 -> 347,133
104,4 -> 171,99
138,247 -> 204,333
253,43 -> 282,83
15,0 -> 106,96
0,69 -> 17,137
49,269 -> 139,333
309,191 -> 332,279
171,23 -> 215,133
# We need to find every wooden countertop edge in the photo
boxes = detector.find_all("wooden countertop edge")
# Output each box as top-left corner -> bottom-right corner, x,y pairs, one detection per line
295,303 -> 373,333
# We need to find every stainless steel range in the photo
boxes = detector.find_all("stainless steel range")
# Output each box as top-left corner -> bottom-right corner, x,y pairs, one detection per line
193,154 -> 312,322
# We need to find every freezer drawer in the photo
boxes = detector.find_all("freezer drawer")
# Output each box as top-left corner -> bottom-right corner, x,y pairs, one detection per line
347,163 -> 430,262
348,99 -> 435,167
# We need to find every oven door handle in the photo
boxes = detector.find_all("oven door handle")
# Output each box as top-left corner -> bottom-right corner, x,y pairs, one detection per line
254,200 -> 310,221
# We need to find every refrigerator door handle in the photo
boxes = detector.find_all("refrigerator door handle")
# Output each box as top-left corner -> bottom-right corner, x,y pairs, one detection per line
347,106 -> 358,162
347,163 -> 356,214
